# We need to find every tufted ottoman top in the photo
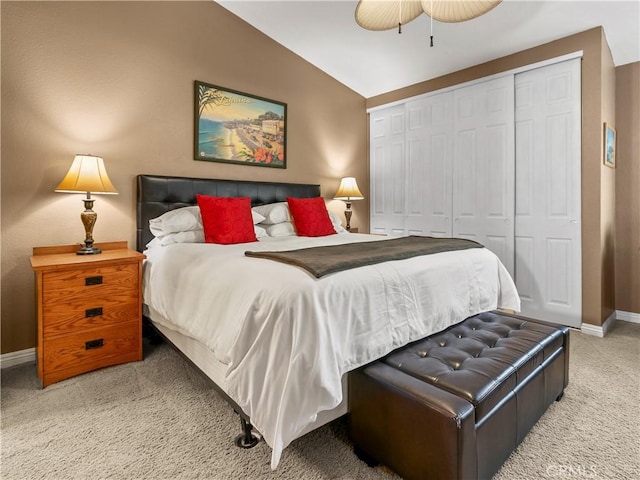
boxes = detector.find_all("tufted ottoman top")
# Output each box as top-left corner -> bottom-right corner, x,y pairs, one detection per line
383,311 -> 565,423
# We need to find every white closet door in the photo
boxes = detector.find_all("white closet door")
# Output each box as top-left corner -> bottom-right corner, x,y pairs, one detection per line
514,59 -> 581,327
405,92 -> 454,237
370,105 -> 406,236
453,75 -> 515,275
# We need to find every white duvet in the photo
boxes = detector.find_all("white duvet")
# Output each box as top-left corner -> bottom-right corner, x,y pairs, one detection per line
143,233 -> 520,468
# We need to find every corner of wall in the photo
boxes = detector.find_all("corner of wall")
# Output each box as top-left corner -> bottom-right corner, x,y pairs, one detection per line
599,31 -> 617,324
614,62 -> 640,315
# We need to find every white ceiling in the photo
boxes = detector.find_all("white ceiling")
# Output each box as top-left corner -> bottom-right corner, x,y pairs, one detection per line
218,0 -> 640,98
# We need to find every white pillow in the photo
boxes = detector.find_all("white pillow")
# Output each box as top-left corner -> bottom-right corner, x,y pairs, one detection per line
254,225 -> 268,238
254,203 -> 346,230
145,237 -> 162,249
266,222 -> 296,237
252,202 -> 291,225
328,211 -> 347,233
145,229 -> 205,248
147,225 -> 266,248
252,210 -> 266,224
149,205 -> 266,237
149,206 -> 201,237
262,214 -> 345,237
160,229 -> 205,246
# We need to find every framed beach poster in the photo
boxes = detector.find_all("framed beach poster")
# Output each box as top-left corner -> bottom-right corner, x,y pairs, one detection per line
603,123 -> 616,168
194,81 -> 287,168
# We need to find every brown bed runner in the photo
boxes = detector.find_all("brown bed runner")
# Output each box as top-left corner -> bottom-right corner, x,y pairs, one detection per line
245,236 -> 483,278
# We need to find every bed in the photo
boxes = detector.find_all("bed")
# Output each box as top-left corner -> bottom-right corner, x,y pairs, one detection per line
137,174 -> 521,469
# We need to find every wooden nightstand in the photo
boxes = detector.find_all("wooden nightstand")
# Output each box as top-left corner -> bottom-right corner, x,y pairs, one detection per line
30,241 -> 146,387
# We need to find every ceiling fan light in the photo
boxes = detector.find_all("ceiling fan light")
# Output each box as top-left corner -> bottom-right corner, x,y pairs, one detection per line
355,0 -> 424,31
420,0 -> 502,23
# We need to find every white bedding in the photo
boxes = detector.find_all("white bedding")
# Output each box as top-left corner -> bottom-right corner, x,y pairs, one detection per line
143,233 -> 520,468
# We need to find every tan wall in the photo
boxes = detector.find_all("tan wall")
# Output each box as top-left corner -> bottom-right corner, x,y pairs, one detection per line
367,27 -> 612,326
615,62 -> 640,314
600,37 -> 617,322
0,1 -> 368,354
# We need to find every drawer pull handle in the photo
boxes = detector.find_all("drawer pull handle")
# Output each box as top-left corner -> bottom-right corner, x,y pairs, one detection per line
85,307 -> 103,318
85,338 -> 104,350
85,276 -> 103,286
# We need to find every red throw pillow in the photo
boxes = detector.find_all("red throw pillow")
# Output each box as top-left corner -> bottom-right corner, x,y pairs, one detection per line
287,197 -> 336,237
196,195 -> 257,245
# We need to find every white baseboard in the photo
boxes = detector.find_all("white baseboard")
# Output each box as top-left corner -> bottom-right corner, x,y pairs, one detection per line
579,323 -> 601,337
581,310 -> 640,337
580,311 -> 616,337
0,348 -> 36,369
617,310 -> 640,324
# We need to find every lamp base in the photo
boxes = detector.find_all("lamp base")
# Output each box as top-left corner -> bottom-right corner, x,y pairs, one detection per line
76,245 -> 102,255
77,196 -> 101,255
345,202 -> 353,231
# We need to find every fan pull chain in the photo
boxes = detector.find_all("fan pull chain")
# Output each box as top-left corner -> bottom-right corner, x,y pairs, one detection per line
398,1 -> 402,34
430,0 -> 434,46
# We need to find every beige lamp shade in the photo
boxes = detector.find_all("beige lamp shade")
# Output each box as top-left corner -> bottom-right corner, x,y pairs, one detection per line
55,154 -> 118,194
420,0 -> 502,23
334,177 -> 364,201
355,0 -> 423,31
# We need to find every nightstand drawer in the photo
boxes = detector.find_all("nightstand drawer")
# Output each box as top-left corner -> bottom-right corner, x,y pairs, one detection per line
43,321 -> 141,378
42,264 -> 138,301
42,299 -> 139,338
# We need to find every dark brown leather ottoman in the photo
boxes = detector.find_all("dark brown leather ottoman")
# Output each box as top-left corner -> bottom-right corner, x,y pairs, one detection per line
348,311 -> 570,480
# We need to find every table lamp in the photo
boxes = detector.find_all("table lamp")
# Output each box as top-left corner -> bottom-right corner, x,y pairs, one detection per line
334,177 -> 364,232
55,154 -> 118,255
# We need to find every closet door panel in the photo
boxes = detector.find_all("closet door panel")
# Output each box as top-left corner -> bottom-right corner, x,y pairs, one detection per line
515,58 -> 581,327
406,132 -> 426,236
405,92 -> 453,237
370,106 -> 406,236
427,132 -> 452,237
456,130 -> 477,217
453,76 -> 515,275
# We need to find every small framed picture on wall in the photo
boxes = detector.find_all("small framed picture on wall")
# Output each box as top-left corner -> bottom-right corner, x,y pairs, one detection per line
603,123 -> 616,168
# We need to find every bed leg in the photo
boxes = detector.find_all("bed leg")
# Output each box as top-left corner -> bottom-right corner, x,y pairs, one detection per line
235,417 -> 259,448
142,317 -> 164,345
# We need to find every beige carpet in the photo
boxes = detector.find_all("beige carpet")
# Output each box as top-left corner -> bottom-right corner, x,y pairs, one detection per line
2,321 -> 639,480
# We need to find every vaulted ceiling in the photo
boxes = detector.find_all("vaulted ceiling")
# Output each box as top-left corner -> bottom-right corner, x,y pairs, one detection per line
218,0 -> 640,98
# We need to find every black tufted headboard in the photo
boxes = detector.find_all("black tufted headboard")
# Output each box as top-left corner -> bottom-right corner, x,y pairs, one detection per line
136,174 -> 321,252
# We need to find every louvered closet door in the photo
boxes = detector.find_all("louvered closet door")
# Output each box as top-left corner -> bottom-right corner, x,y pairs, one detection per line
370,105 -> 406,236
405,92 -> 454,237
453,76 -> 515,275
514,59 -> 581,327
